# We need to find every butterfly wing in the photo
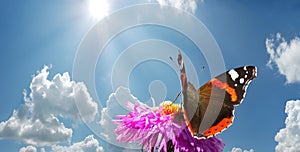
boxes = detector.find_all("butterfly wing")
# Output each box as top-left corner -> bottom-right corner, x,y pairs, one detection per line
198,66 -> 257,137
177,51 -> 257,138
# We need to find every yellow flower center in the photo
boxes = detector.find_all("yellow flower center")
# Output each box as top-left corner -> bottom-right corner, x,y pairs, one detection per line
160,101 -> 180,115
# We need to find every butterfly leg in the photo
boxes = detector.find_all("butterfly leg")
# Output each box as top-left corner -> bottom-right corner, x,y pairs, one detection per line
172,91 -> 181,104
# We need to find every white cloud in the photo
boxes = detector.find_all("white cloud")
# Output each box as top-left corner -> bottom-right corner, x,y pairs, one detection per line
0,108 -> 72,146
99,86 -> 146,149
266,33 -> 300,84
51,135 -> 104,152
0,66 -> 99,146
19,145 -> 37,152
155,0 -> 201,14
25,66 -> 98,123
231,147 -> 254,152
275,100 -> 300,152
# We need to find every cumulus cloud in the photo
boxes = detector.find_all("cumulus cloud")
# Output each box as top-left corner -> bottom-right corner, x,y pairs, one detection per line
19,145 -> 37,152
51,135 -> 104,152
266,33 -> 300,84
155,0 -> 201,14
0,66 -> 99,146
275,100 -> 300,152
99,86 -> 147,149
0,108 -> 72,145
231,147 -> 254,152
25,66 -> 98,123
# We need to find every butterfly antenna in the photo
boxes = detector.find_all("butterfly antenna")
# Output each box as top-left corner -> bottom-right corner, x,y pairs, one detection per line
169,52 -> 180,70
172,91 -> 181,104
169,58 -> 179,69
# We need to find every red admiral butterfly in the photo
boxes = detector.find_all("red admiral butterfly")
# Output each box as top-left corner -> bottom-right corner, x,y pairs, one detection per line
177,51 -> 257,138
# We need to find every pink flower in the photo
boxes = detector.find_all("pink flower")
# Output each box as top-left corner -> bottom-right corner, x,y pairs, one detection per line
113,101 -> 224,152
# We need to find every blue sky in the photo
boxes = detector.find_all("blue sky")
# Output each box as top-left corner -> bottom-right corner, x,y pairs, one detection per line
1,0 -> 300,152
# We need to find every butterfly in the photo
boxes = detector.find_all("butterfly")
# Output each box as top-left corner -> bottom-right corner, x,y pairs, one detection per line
176,50 -> 257,139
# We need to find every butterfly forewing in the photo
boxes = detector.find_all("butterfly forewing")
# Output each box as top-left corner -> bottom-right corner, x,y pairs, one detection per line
177,51 -> 257,138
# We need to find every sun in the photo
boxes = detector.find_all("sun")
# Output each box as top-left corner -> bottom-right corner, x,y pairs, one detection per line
89,0 -> 109,19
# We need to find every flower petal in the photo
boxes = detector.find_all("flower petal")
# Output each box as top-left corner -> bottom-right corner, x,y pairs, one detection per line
114,101 -> 225,152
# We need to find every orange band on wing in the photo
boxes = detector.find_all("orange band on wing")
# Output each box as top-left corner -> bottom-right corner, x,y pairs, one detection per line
183,109 -> 194,136
181,73 -> 186,86
210,78 -> 237,102
203,116 -> 234,137
181,74 -> 187,89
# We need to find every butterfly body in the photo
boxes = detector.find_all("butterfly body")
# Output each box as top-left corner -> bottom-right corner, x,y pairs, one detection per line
177,51 -> 257,139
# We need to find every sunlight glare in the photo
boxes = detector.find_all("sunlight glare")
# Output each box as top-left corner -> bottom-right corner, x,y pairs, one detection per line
89,0 -> 109,19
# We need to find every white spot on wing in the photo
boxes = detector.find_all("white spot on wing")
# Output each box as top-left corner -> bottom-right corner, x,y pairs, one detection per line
229,70 -> 239,81
240,78 -> 244,84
